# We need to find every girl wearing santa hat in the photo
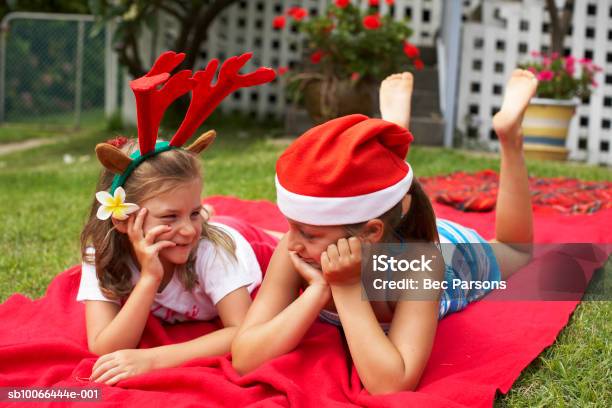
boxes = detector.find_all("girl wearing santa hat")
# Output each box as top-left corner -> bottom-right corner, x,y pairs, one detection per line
232,70 -> 538,394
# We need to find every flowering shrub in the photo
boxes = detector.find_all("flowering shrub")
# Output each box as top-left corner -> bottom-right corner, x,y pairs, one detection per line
273,0 -> 422,82
520,52 -> 602,100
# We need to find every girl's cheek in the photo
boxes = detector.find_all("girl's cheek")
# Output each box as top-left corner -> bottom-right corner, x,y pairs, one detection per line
309,244 -> 322,258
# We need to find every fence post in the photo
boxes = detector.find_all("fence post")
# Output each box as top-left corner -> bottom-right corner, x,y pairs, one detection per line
105,20 -> 118,117
74,19 -> 85,129
441,0 -> 462,148
0,17 -> 8,124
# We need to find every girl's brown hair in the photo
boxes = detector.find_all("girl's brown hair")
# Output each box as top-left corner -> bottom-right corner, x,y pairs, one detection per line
80,140 -> 235,300
346,180 -> 439,243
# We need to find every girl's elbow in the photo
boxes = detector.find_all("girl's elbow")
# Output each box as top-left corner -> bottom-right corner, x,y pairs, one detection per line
365,371 -> 421,395
367,381 -> 417,395
230,351 -> 257,376
88,341 -> 109,356
366,380 -> 417,395
87,337 -> 122,356
231,357 -> 250,376
230,338 -> 255,375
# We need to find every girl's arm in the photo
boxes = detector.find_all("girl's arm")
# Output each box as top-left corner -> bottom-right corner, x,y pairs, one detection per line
324,238 -> 443,394
86,209 -> 176,355
90,286 -> 253,385
331,285 -> 439,394
231,235 -> 330,374
85,274 -> 161,355
140,286 -> 253,369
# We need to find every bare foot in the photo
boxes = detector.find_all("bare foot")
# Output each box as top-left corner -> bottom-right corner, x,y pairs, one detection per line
492,69 -> 538,150
379,72 -> 413,129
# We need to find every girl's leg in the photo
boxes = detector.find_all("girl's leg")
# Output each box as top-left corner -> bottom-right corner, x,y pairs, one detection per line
379,72 -> 413,129
490,69 -> 538,279
378,70 -> 536,279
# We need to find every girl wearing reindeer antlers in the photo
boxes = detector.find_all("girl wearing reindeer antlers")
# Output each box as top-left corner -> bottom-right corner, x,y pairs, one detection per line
77,51 -> 277,385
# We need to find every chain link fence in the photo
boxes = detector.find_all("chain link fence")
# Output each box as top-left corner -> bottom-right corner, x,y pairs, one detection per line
0,12 -> 107,131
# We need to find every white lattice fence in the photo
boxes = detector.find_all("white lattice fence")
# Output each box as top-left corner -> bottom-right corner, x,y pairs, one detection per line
122,0 -> 611,165
457,0 -> 612,165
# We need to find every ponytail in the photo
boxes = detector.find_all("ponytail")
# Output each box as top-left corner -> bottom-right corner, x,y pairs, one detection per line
395,180 -> 439,242
345,180 -> 439,243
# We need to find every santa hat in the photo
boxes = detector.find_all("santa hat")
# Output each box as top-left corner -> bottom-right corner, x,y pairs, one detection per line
275,114 -> 414,226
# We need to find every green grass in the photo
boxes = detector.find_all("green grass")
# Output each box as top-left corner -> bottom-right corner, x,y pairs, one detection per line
0,108 -> 106,143
0,115 -> 610,406
496,291 -> 612,407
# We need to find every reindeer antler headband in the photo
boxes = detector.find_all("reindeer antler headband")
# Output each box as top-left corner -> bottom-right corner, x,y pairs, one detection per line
95,51 -> 276,195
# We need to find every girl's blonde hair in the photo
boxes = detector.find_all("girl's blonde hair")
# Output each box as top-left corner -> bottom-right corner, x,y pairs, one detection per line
80,139 -> 235,300
346,180 -> 439,243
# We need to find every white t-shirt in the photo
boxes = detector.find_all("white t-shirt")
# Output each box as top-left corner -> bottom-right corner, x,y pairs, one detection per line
76,222 -> 262,323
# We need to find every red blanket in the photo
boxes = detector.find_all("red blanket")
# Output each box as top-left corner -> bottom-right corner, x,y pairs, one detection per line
0,196 -> 610,407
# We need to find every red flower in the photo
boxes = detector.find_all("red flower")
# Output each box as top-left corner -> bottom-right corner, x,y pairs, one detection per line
564,56 -> 576,75
351,72 -> 360,82
106,136 -> 128,148
335,0 -> 350,7
272,15 -> 286,29
385,0 -> 395,5
537,70 -> 554,81
288,7 -> 308,21
403,42 -> 420,58
369,0 -> 380,6
278,67 -> 289,76
310,50 -> 324,64
362,14 -> 381,30
414,59 -> 424,70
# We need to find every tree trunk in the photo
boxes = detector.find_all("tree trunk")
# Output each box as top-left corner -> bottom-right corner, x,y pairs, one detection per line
546,0 -> 575,55
119,0 -> 240,79
181,0 -> 240,70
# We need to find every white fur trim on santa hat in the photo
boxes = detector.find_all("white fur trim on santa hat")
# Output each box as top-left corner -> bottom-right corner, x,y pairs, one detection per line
275,166 -> 413,226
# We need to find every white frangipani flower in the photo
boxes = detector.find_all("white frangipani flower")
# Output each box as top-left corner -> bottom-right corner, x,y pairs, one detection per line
95,187 -> 140,221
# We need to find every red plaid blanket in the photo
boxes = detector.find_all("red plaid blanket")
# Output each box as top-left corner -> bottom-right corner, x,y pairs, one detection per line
420,170 -> 612,214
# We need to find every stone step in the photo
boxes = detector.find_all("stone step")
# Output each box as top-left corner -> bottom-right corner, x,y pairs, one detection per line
412,67 -> 439,92
284,105 -> 313,137
284,106 -> 446,145
412,90 -> 441,116
410,116 -> 445,146
418,46 -> 438,66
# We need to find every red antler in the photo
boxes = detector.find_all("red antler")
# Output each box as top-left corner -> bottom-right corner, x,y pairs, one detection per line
130,51 -> 196,155
170,52 -> 276,147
